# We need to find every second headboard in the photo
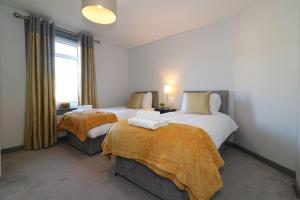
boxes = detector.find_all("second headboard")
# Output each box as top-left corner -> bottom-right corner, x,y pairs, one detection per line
184,90 -> 229,114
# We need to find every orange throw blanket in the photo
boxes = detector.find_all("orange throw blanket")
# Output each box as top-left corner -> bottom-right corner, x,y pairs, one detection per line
102,120 -> 224,200
58,111 -> 118,141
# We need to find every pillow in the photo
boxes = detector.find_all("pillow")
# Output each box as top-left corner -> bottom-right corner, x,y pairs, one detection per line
127,93 -> 144,109
141,92 -> 153,109
209,93 -> 222,114
180,93 -> 187,112
186,92 -> 212,115
181,92 -> 222,114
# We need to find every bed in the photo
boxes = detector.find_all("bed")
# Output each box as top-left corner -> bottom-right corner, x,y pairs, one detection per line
111,90 -> 238,200
66,91 -> 159,156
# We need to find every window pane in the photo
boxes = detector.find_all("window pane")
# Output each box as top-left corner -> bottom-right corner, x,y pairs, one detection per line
55,56 -> 79,106
55,41 -> 78,58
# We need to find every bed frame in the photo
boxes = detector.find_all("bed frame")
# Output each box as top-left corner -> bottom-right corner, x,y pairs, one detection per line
114,90 -> 230,200
66,91 -> 159,156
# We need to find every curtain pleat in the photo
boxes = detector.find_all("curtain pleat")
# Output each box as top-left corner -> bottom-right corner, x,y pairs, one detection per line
79,34 -> 97,107
24,16 -> 57,150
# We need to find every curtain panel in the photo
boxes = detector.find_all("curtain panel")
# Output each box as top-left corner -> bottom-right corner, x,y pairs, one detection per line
79,34 -> 97,107
24,16 -> 57,150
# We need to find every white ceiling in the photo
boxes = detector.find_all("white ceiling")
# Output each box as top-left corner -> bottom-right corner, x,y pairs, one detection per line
0,0 -> 256,48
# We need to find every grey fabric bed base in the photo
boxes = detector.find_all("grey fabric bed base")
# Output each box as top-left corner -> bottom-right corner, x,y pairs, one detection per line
67,133 -> 105,156
115,156 -> 189,200
115,141 -> 228,200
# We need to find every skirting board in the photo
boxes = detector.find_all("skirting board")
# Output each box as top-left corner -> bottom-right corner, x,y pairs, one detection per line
1,136 -> 67,155
1,145 -> 24,154
294,181 -> 300,198
228,142 -> 296,178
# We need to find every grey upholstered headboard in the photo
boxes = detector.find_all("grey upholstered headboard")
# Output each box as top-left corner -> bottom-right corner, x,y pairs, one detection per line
134,91 -> 159,108
184,90 -> 229,114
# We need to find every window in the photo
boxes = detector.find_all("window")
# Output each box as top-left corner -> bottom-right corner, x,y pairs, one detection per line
55,37 -> 79,109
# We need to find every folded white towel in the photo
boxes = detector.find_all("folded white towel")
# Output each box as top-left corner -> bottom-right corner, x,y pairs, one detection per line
128,117 -> 169,130
72,108 -> 95,114
136,111 -> 162,121
77,105 -> 93,110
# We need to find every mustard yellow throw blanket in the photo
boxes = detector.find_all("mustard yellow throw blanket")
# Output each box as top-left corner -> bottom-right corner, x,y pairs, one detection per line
58,111 -> 118,141
102,120 -> 224,200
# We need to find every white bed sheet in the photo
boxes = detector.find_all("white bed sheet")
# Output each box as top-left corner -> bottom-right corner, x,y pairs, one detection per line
87,107 -> 154,139
162,111 -> 238,149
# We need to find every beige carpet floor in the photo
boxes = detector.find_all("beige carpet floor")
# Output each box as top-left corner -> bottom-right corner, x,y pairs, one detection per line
0,143 -> 297,200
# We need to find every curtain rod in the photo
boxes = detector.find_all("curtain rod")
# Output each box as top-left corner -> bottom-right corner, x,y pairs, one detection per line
13,12 -> 101,44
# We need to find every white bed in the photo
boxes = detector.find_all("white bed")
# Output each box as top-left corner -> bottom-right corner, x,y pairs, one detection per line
162,111 -> 238,149
113,90 -> 238,200
92,109 -> 238,148
66,91 -> 159,155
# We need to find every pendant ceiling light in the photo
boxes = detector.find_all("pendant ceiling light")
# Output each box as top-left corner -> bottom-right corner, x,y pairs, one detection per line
82,0 -> 117,24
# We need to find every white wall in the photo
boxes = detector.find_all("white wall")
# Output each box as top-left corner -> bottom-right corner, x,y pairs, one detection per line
234,0 -> 300,170
94,41 -> 128,107
0,5 -> 27,149
129,19 -> 235,114
0,4 -> 129,149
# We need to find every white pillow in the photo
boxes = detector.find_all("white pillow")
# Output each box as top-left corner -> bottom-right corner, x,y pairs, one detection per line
209,93 -> 222,114
180,93 -> 222,114
180,93 -> 187,112
141,92 -> 153,109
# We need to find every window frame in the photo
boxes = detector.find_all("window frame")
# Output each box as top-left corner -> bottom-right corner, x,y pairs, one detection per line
55,37 -> 79,61
54,35 -> 80,113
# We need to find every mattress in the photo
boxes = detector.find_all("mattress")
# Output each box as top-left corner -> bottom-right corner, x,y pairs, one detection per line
87,107 -> 154,139
87,123 -> 114,139
162,111 -> 238,149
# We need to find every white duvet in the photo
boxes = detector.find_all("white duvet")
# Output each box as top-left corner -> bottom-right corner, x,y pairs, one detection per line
86,107 -> 154,138
162,111 -> 238,149
86,107 -> 238,149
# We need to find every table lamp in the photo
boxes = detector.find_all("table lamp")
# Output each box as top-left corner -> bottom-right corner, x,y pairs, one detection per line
164,85 -> 172,108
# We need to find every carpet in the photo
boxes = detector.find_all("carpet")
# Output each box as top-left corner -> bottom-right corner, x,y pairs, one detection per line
0,143 -> 297,200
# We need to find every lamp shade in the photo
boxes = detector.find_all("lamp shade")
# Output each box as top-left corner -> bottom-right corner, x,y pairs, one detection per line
82,0 -> 117,24
164,85 -> 172,94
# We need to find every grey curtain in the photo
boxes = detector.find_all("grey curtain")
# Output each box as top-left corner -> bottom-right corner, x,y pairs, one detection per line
24,16 -> 57,150
79,34 -> 97,107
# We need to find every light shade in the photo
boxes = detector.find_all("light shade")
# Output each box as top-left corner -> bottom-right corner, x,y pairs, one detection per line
82,0 -> 117,24
164,85 -> 172,94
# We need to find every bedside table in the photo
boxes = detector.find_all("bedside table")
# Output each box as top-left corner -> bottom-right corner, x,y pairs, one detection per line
155,108 -> 176,114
